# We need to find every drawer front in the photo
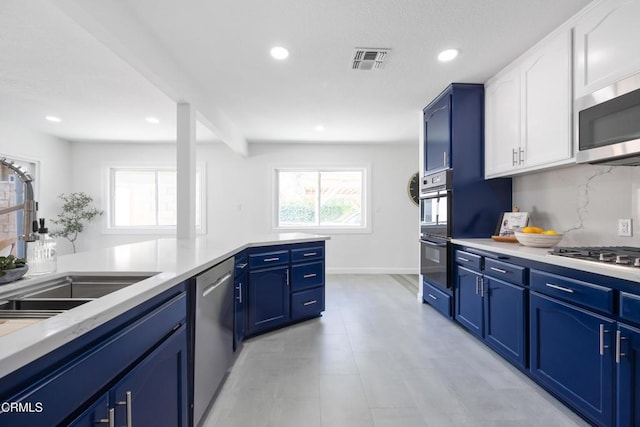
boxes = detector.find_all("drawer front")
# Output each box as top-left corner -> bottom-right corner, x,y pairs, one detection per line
291,261 -> 324,291
291,246 -> 324,263
620,292 -> 640,325
291,287 -> 325,320
423,280 -> 452,318
249,250 -> 289,269
484,258 -> 526,286
530,270 -> 614,314
455,250 -> 482,271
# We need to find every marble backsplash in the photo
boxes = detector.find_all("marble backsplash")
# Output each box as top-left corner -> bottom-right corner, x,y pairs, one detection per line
512,163 -> 639,247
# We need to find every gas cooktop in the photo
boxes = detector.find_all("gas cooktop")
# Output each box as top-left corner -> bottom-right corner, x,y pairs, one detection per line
550,246 -> 640,268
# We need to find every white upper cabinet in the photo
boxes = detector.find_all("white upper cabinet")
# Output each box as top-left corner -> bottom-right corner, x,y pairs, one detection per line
574,0 -> 640,99
485,29 -> 573,178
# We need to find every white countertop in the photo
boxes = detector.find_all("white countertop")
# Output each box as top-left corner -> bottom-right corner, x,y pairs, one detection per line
0,233 -> 328,379
452,238 -> 640,283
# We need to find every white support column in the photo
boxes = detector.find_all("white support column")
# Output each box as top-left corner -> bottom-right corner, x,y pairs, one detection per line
176,102 -> 196,239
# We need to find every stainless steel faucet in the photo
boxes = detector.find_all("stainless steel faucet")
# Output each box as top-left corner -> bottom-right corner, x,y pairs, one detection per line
0,157 -> 38,242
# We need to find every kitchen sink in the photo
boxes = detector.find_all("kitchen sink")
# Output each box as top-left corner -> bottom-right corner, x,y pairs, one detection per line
0,273 -> 156,319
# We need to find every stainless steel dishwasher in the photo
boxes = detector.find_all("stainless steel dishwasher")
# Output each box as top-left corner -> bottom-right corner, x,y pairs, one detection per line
193,257 -> 235,427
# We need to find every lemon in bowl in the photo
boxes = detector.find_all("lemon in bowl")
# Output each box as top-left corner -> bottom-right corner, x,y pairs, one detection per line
514,229 -> 563,247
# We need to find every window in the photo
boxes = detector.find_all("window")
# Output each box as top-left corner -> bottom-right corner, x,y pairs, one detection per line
274,167 -> 368,231
107,166 -> 205,233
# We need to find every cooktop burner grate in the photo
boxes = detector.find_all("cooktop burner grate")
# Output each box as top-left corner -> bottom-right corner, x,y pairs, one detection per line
550,246 -> 640,267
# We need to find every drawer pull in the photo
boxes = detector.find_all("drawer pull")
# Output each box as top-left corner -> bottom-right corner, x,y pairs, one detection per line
490,267 -> 507,274
599,324 -> 610,356
303,300 -> 318,306
263,257 -> 280,262
237,262 -> 248,269
428,294 -> 438,300
303,273 -> 317,279
545,283 -> 575,293
303,252 -> 317,257
458,256 -> 470,262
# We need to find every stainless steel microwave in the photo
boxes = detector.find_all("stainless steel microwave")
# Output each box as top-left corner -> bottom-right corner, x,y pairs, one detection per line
575,72 -> 640,166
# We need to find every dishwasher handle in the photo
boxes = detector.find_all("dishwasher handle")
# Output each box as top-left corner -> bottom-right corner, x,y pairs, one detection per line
202,272 -> 232,297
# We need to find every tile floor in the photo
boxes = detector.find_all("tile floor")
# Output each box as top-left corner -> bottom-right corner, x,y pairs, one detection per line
202,274 -> 589,427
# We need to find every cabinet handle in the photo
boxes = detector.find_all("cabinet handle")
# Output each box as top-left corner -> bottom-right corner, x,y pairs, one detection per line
458,256 -> 469,262
303,252 -> 317,257
480,278 -> 485,298
263,257 -> 280,262
236,283 -> 242,303
616,330 -> 627,364
303,300 -> 318,306
518,147 -> 525,165
96,408 -> 115,427
599,324 -> 610,356
512,148 -> 518,166
237,262 -> 248,269
545,283 -> 574,293
443,151 -> 448,168
303,273 -> 317,279
490,267 -> 507,274
285,269 -> 289,287
116,391 -> 133,427
475,276 -> 479,295
428,294 -> 438,300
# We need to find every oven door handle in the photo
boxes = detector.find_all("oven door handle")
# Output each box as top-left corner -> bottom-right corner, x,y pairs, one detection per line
420,239 -> 447,248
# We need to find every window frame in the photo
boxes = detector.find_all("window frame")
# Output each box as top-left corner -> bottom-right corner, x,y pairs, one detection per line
271,165 -> 371,234
103,163 -> 207,235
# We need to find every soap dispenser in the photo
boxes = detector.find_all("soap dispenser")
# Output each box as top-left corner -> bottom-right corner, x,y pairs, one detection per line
27,218 -> 57,275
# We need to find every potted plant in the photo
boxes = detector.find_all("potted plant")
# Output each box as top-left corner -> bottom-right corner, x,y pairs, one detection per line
51,192 -> 103,253
0,255 -> 28,284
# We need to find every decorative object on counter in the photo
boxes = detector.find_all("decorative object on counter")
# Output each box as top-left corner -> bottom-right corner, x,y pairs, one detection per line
491,208 -> 529,242
514,231 -> 563,247
50,192 -> 103,253
26,218 -> 57,275
0,255 -> 28,284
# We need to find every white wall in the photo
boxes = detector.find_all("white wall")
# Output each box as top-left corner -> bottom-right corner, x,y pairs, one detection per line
513,163 -> 640,246
0,121 -> 72,249
70,141 -> 420,273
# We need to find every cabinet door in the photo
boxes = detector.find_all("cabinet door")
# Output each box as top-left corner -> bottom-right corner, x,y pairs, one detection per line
424,94 -> 451,172
454,266 -> 483,338
112,325 -> 189,427
485,67 -> 520,177
483,276 -> 526,368
248,265 -> 290,332
616,323 -> 640,427
234,259 -> 248,351
520,29 -> 573,168
530,292 -> 614,426
574,0 -> 640,98
69,393 -> 111,427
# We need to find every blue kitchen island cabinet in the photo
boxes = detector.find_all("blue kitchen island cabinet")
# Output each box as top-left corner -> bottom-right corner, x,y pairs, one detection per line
0,284 -> 188,427
247,242 -> 326,336
530,292 -> 615,427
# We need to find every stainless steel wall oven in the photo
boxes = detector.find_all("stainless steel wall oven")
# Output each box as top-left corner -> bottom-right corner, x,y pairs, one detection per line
420,169 -> 451,290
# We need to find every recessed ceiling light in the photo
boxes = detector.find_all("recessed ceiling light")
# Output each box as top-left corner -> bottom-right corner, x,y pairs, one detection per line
146,117 -> 160,124
45,116 -> 61,123
438,48 -> 459,62
270,46 -> 289,60
314,125 -> 325,132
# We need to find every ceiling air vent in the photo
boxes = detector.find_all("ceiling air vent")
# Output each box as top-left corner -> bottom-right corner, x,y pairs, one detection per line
351,48 -> 391,71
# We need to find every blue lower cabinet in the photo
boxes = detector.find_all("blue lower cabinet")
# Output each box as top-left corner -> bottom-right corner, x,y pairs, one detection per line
248,265 -> 290,333
617,323 -> 640,427
455,265 -> 483,338
422,280 -> 452,318
484,276 -> 526,368
530,292 -> 614,427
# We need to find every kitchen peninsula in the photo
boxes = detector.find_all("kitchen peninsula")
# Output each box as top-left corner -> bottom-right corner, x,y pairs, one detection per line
0,233 -> 328,426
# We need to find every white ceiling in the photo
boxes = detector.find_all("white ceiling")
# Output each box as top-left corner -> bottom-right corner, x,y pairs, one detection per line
1,0 -> 591,151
